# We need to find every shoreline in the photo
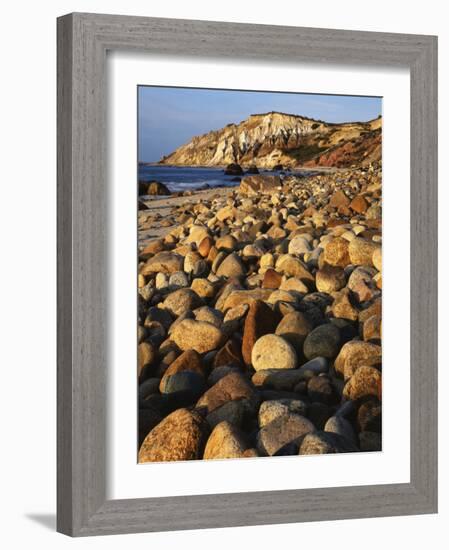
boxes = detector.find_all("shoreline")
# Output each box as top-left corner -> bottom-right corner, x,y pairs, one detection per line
139,186 -> 232,245
139,161 -> 344,173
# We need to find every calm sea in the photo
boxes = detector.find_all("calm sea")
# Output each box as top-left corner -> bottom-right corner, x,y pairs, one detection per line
138,165 -> 308,192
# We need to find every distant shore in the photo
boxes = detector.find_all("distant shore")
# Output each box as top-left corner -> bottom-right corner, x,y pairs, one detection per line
139,161 -> 342,173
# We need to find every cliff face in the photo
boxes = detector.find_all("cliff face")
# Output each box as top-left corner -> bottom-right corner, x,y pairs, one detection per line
159,111 -> 382,169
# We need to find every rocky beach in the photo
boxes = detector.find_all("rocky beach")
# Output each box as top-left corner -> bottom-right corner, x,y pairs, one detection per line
137,163 -> 382,462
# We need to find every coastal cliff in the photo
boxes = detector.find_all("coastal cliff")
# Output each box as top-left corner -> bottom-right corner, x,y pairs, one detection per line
159,111 -> 382,169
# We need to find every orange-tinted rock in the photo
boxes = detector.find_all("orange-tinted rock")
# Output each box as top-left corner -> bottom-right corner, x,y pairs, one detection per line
329,190 -> 350,208
350,194 -> 369,214
343,366 -> 382,401
275,255 -> 315,285
141,239 -> 165,257
138,408 -> 210,462
141,251 -> 184,275
363,314 -> 382,343
348,238 -> 379,266
334,340 -> 382,379
358,298 -> 382,322
262,268 -> 283,289
198,235 -> 214,258
331,288 -> 359,321
323,237 -> 351,267
242,300 -> 280,365
203,421 -> 248,459
171,319 -> 225,354
315,265 -> 346,293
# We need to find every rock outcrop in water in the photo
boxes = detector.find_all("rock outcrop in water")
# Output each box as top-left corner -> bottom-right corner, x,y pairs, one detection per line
159,111 -> 382,169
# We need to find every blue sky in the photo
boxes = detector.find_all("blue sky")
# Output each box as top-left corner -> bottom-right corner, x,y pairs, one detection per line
138,86 -> 382,162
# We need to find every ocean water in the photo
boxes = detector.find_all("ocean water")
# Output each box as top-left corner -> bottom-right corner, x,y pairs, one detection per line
138,165 -> 307,192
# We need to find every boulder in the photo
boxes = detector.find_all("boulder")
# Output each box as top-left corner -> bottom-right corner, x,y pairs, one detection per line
162,288 -> 202,317
262,268 -> 283,289
171,319 -> 225,354
349,194 -> 368,213
203,421 -> 249,459
334,340 -> 382,379
161,371 -> 206,398
299,431 -> 358,454
138,408 -> 210,462
348,238 -> 380,266
323,237 -> 351,267
275,255 -> 314,284
275,311 -> 312,351
159,349 -> 205,392
324,415 -> 357,445
251,334 -> 298,371
315,264 -> 346,293
216,253 -> 246,278
224,163 -> 243,176
307,375 -> 335,404
288,236 -> 311,256
258,399 -> 307,428
331,288 -> 359,321
242,300 -> 280,365
138,341 -> 157,376
196,372 -> 258,414
141,251 -> 184,275
257,414 -> 315,456
329,189 -> 350,208
206,399 -> 254,429
343,366 -> 382,401
372,247 -> 382,271
147,180 -> 171,196
357,399 -> 382,432
303,324 -> 341,360
239,175 -> 282,196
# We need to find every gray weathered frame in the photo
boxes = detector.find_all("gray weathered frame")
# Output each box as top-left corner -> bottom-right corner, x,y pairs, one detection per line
57,12 -> 438,537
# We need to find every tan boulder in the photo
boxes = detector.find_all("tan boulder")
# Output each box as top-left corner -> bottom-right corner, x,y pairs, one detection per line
239,175 -> 282,196
171,319 -> 225,354
316,264 -> 346,293
343,366 -> 382,401
275,254 -> 314,284
334,340 -> 382,379
139,409 -> 209,462
140,251 -> 184,275
323,237 -> 351,267
203,421 -> 249,459
348,238 -> 380,266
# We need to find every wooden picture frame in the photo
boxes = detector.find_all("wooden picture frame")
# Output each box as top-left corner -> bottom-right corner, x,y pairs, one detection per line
57,12 -> 438,536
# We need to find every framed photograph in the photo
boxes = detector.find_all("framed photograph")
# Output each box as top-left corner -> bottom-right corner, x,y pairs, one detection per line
57,13 -> 437,536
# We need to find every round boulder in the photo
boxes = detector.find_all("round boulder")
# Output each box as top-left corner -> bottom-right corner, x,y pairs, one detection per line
171,319 -> 225,354
303,324 -> 341,360
251,334 -> 298,371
